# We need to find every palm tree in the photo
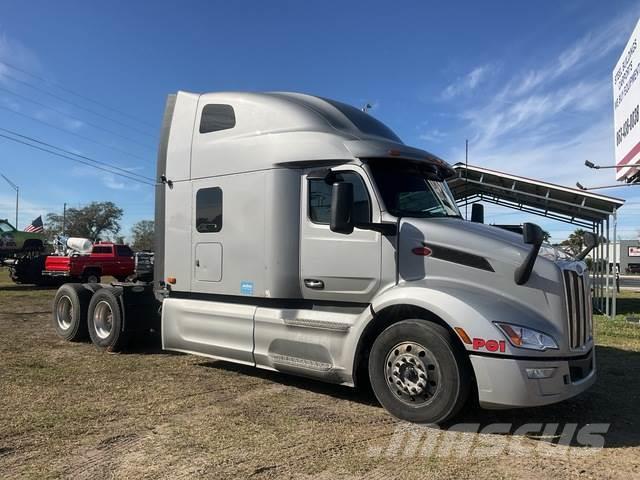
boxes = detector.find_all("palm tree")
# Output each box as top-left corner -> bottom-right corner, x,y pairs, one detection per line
560,229 -> 586,257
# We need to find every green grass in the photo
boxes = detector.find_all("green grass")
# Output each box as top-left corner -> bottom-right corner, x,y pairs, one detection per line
1,268 -> 640,479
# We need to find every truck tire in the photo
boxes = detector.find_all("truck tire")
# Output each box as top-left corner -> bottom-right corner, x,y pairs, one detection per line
10,255 -> 47,285
87,287 -> 129,351
82,270 -> 101,284
52,283 -> 92,341
368,320 -> 470,424
22,239 -> 44,253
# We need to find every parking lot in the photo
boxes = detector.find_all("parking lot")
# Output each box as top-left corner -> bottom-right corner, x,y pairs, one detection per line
1,268 -> 640,479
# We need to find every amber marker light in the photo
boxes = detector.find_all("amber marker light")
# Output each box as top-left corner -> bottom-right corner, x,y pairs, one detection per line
454,327 -> 472,345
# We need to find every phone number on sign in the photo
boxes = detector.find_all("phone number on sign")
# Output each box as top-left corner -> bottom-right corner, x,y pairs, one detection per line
617,104 -> 640,147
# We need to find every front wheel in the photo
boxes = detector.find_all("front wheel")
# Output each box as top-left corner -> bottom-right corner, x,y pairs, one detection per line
368,320 -> 471,424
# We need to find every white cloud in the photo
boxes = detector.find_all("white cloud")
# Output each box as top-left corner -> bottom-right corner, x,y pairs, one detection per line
419,128 -> 447,143
69,165 -> 135,191
0,32 -> 41,84
433,9 -> 640,241
464,79 -> 610,151
441,64 -> 493,100
505,14 -> 633,100
0,194 -> 48,229
63,118 -> 85,131
103,174 -> 126,190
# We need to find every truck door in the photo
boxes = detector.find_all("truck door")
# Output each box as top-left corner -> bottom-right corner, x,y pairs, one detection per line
115,245 -> 134,277
300,167 -> 382,303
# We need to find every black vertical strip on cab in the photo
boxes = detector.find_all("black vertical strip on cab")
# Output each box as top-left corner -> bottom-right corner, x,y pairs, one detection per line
154,94 -> 177,287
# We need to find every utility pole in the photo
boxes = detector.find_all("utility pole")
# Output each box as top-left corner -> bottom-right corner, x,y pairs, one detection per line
62,203 -> 67,236
1,173 -> 18,228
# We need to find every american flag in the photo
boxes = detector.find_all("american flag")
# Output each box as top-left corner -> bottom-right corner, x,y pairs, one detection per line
24,216 -> 44,233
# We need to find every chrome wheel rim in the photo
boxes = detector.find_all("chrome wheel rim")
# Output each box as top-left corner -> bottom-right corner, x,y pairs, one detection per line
384,341 -> 442,406
93,300 -> 113,339
56,295 -> 73,331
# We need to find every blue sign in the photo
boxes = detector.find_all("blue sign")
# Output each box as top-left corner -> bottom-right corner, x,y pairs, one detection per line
240,281 -> 254,296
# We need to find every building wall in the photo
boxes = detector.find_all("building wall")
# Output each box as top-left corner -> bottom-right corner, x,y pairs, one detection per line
618,239 -> 640,273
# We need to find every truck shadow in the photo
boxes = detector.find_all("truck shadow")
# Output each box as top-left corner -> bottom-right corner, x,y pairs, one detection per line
613,296 -> 640,315
0,285 -> 58,292
196,345 -> 640,449
453,345 -> 640,448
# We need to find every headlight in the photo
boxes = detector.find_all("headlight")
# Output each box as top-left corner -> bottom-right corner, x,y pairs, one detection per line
495,323 -> 559,351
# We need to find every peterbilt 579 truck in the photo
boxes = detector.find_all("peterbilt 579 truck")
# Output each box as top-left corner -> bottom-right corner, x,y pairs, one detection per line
52,91 -> 597,424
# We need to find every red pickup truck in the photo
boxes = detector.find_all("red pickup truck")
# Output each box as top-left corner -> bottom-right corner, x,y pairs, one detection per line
43,243 -> 135,283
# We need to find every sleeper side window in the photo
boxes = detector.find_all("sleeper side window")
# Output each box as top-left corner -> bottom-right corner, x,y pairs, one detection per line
199,104 -> 236,134
196,187 -> 223,233
308,172 -> 371,225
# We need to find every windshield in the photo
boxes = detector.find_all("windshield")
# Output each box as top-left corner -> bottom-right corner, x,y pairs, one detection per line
0,222 -> 14,233
368,160 -> 461,218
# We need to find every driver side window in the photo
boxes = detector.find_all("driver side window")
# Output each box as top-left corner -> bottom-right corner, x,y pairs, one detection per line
308,172 -> 371,225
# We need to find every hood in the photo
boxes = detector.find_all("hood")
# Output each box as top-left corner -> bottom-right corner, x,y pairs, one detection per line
399,217 -> 531,269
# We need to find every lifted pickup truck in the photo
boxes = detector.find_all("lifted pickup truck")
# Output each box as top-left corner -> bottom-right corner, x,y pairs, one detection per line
0,219 -> 46,257
43,243 -> 135,283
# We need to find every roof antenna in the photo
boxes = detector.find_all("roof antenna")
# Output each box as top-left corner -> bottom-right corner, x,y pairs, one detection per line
362,103 -> 372,113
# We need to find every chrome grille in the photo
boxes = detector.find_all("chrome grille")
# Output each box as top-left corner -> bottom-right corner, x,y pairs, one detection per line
562,270 -> 592,349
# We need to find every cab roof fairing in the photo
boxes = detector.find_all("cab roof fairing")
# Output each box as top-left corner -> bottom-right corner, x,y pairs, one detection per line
181,90 -> 455,177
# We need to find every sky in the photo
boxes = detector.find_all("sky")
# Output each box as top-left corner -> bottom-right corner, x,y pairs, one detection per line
0,0 -> 639,242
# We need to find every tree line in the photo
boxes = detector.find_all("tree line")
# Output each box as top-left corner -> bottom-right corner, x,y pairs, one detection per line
45,201 -> 154,251
42,202 -> 596,257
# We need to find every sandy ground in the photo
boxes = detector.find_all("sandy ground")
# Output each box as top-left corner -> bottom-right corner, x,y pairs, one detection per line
1,270 -> 640,479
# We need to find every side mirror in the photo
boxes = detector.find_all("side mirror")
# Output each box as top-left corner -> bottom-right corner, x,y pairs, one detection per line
522,222 -> 544,246
514,222 -> 544,285
584,232 -> 598,249
330,182 -> 354,234
471,203 -> 484,223
576,231 -> 599,260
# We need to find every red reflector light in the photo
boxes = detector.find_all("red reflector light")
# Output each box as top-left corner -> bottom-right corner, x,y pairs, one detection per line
388,149 -> 401,157
411,246 -> 432,256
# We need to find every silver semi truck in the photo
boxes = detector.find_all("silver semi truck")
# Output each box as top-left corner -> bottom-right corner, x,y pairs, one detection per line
52,91 -> 597,424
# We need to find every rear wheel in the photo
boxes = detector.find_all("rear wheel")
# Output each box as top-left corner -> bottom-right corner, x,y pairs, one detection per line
88,287 -> 128,351
82,270 -> 101,284
368,320 -> 470,424
52,283 -> 92,341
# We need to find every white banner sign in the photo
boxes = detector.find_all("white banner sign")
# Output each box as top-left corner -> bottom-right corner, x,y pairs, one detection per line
629,246 -> 640,257
614,18 -> 640,180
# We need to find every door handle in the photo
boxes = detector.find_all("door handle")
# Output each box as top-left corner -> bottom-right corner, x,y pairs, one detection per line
196,259 -> 200,267
304,279 -> 324,289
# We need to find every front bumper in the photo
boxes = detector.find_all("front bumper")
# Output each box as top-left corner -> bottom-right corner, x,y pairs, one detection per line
470,349 -> 596,409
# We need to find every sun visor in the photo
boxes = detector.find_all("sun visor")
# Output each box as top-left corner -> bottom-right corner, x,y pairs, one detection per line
343,139 -> 456,178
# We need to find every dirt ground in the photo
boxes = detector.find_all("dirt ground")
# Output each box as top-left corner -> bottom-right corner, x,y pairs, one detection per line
1,268 -> 640,479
